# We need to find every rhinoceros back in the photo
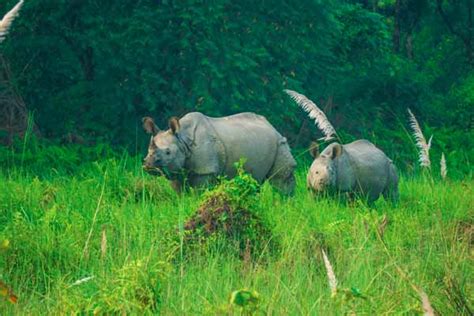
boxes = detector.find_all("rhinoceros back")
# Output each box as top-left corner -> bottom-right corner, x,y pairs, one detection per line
338,140 -> 393,201
207,112 -> 280,181
178,112 -> 287,183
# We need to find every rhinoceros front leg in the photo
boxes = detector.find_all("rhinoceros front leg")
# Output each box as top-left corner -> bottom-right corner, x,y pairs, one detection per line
188,174 -> 218,188
169,179 -> 184,193
169,175 -> 216,192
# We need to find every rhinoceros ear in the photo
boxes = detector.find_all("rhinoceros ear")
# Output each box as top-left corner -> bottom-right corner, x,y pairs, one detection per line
331,143 -> 343,159
309,142 -> 319,158
169,117 -> 180,134
142,117 -> 159,136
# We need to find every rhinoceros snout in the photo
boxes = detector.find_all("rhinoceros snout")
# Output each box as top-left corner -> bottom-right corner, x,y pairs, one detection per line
307,179 -> 327,193
143,156 -> 160,167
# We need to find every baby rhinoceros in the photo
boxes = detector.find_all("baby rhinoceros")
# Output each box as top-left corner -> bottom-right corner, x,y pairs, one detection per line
307,140 -> 399,203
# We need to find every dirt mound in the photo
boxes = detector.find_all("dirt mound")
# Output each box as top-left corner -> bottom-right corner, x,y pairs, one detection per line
184,192 -> 268,237
182,162 -> 277,258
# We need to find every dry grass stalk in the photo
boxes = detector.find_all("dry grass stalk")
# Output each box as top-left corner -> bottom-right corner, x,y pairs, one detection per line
70,276 -> 95,288
407,109 -> 432,168
378,214 -> 389,240
101,226 -> 107,260
443,275 -> 472,315
284,89 -> 337,142
440,153 -> 447,180
419,290 -> 435,316
242,238 -> 251,273
0,0 -> 24,43
321,249 -> 338,297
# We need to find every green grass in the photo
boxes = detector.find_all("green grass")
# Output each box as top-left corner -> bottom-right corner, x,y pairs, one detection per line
0,149 -> 472,315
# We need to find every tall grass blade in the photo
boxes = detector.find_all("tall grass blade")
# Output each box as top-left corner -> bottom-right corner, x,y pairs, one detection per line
82,172 -> 107,261
20,112 -> 34,172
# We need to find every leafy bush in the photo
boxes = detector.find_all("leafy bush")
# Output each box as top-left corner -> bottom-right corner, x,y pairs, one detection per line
183,160 -> 277,258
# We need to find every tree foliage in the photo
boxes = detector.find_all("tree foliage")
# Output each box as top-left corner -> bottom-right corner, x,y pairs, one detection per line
0,0 -> 472,171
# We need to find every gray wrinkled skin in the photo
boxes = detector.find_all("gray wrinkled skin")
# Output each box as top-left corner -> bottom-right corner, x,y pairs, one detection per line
143,112 -> 297,194
307,140 -> 399,203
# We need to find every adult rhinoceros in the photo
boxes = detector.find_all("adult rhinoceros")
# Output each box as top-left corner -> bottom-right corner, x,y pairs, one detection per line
142,112 -> 296,194
306,140 -> 398,203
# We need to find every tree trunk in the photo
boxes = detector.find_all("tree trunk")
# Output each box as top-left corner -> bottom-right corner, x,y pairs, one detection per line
393,0 -> 401,53
0,55 -> 38,145
80,46 -> 95,81
406,33 -> 413,59
468,0 -> 473,65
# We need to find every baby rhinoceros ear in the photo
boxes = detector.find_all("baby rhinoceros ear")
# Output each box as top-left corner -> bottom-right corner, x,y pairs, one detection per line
142,117 -> 159,136
330,143 -> 343,159
309,141 -> 319,158
169,117 -> 180,134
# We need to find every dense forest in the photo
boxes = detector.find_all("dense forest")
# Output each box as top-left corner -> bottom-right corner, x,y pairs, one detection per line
0,0 -> 472,173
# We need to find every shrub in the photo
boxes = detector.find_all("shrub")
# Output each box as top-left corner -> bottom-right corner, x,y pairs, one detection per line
182,160 -> 276,258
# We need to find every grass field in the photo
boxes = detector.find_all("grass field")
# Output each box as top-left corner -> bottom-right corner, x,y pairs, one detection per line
0,148 -> 472,315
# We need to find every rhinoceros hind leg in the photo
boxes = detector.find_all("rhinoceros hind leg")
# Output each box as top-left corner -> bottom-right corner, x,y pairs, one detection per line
382,164 -> 399,204
382,186 -> 399,204
267,140 -> 297,195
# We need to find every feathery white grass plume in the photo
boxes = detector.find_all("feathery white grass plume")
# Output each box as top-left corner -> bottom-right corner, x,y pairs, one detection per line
284,89 -> 337,141
0,0 -> 24,43
419,290 -> 435,316
70,276 -> 95,287
407,109 -> 432,168
440,153 -> 447,180
321,249 -> 337,297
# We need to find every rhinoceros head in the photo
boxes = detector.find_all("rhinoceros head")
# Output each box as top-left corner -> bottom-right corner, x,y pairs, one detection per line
142,116 -> 187,177
306,142 -> 341,192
